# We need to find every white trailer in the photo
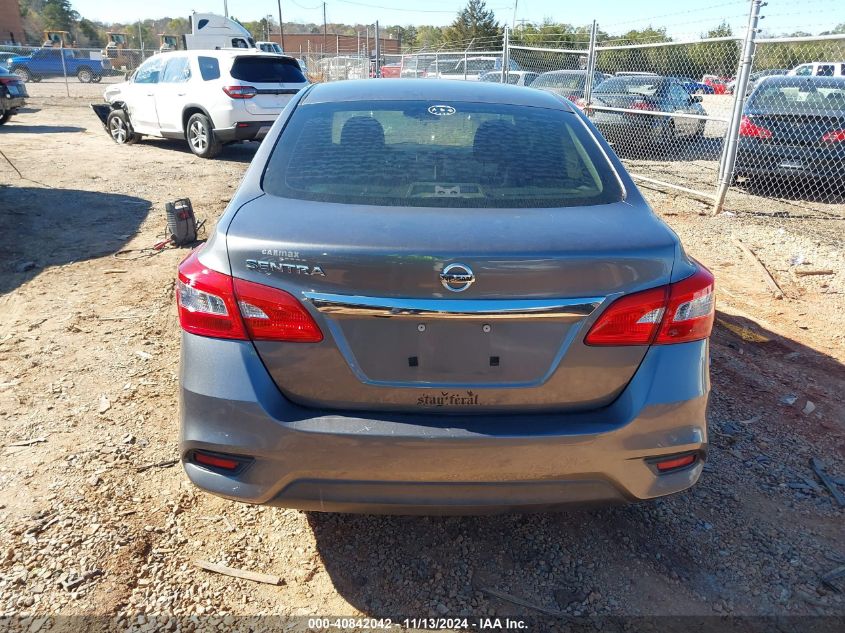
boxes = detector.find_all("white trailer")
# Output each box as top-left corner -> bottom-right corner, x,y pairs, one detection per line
184,12 -> 257,51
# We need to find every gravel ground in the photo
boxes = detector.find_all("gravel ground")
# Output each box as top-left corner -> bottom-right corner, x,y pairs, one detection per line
0,96 -> 843,633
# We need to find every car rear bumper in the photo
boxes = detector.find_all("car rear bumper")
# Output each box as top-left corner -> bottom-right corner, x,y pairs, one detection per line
736,141 -> 845,180
214,121 -> 275,142
179,332 -> 710,514
592,116 -> 668,145
1,95 -> 26,110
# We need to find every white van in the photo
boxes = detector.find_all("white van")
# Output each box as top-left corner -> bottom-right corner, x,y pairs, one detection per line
257,41 -> 283,55
788,62 -> 845,78
184,12 -> 256,51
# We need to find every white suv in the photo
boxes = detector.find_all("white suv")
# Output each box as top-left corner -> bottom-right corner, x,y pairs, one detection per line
788,62 -> 845,78
98,50 -> 308,158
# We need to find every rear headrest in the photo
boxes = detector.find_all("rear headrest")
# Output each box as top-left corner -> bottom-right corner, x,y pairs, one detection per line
340,116 -> 385,148
473,119 -> 518,160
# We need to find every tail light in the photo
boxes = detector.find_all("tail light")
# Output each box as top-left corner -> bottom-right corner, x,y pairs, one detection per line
233,278 -> 322,342
739,115 -> 772,139
585,264 -> 714,346
631,99 -> 657,111
176,250 -> 246,340
821,129 -> 845,143
176,249 -> 322,342
222,85 -> 257,99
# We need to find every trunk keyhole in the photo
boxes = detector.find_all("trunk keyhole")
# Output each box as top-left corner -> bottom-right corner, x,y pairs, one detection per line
489,356 -> 500,367
408,356 -> 419,367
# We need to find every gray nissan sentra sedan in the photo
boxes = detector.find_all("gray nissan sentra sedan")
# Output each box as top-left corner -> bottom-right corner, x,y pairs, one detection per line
177,79 -> 714,514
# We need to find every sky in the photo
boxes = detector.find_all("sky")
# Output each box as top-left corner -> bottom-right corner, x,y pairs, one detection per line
69,0 -> 839,38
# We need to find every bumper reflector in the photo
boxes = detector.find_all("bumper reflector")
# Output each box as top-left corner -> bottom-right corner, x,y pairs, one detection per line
192,450 -> 244,471
655,453 -> 697,473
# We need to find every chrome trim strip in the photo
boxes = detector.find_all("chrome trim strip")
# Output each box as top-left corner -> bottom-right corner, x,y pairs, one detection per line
303,292 -> 603,320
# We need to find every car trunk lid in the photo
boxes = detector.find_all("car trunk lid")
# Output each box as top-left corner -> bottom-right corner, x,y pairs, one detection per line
223,196 -> 678,413
229,55 -> 306,117
745,112 -> 845,146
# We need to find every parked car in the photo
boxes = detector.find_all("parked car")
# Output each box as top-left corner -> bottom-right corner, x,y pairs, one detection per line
734,76 -> 845,184
788,62 -> 845,78
0,53 -> 16,67
177,79 -> 714,514
479,70 -> 539,86
531,70 -> 611,106
590,75 -> 707,147
8,47 -> 110,83
317,56 -> 367,81
380,63 -> 402,78
425,56 -> 519,80
701,75 -> 729,95
92,50 -> 308,158
399,55 -> 435,78
0,64 -> 27,124
671,76 -> 714,95
726,68 -> 788,95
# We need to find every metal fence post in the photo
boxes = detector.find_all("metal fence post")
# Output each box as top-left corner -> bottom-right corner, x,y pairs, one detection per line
713,0 -> 763,214
584,20 -> 598,107
503,25 -> 510,83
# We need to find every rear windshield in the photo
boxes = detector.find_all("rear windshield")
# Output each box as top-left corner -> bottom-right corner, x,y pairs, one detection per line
262,100 -> 623,208
533,73 -> 586,90
595,77 -> 663,95
749,79 -> 845,112
230,56 -> 306,83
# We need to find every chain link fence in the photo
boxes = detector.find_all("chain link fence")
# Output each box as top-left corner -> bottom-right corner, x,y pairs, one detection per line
724,33 -> 845,214
3,3 -> 843,218
0,44 -> 155,97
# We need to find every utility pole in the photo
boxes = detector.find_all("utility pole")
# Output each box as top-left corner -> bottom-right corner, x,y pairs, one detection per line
223,1 -> 228,18
322,3 -> 327,56
512,0 -> 518,28
375,20 -> 380,77
277,0 -> 285,50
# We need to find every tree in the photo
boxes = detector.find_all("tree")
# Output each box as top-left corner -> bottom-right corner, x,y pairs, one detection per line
443,0 -> 501,47
703,21 -> 733,39
77,18 -> 100,46
41,0 -> 78,32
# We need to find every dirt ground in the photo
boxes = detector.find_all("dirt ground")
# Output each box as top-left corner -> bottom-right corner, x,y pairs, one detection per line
1,93 -> 844,632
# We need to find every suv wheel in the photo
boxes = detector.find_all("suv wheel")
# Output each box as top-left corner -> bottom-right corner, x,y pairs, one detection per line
186,113 -> 222,159
77,67 -> 94,83
12,67 -> 31,82
107,110 -> 139,145
0,107 -> 9,125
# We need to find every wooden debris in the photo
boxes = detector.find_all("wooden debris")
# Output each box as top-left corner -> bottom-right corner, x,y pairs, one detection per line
732,237 -> 784,299
480,587 -> 565,617
794,269 -> 834,277
7,437 -> 47,447
821,565 -> 845,592
136,458 -> 179,473
98,313 -> 154,321
103,269 -> 129,274
812,458 -> 845,507
194,560 -> 283,586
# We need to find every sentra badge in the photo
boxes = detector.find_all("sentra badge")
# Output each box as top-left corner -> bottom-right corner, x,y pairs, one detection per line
246,259 -> 326,277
